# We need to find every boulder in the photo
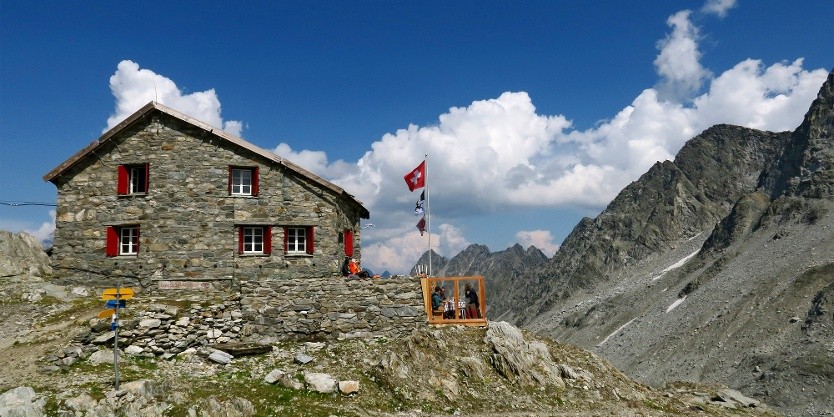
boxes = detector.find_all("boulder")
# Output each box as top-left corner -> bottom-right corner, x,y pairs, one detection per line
208,349 -> 233,365
338,380 -> 360,395
304,372 -> 337,393
0,231 -> 51,277
0,386 -> 45,417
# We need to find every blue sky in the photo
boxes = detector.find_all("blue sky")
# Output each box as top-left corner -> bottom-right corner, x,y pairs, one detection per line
1,1 -> 831,273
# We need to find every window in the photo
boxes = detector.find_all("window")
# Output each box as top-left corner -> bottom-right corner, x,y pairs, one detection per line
117,163 -> 149,195
229,166 -> 259,196
106,225 -> 140,257
238,226 -> 272,255
284,226 -> 314,255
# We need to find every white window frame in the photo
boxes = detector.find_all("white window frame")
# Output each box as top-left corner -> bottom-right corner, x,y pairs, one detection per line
119,226 -> 139,256
286,226 -> 307,254
242,226 -> 265,254
231,168 -> 253,196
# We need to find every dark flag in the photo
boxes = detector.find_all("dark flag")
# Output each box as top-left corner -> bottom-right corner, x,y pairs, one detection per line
414,190 -> 425,215
416,216 -> 426,236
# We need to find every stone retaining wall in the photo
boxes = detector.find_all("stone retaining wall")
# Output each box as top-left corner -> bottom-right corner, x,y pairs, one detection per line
44,276 -> 429,371
240,276 -> 427,341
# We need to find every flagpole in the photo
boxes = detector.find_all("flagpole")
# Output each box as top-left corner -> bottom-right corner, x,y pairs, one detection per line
425,154 -> 431,276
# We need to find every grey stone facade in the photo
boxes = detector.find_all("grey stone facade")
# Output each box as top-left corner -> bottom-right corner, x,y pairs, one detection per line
241,276 -> 426,341
45,103 -> 368,286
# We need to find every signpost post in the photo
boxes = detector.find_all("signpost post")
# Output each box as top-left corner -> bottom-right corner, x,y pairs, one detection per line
100,286 -> 133,390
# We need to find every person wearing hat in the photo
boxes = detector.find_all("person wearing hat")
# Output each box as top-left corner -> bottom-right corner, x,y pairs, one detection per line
348,258 -> 374,278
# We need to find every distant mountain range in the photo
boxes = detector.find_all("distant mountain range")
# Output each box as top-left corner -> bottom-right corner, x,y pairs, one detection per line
415,68 -> 834,416
411,243 -> 549,313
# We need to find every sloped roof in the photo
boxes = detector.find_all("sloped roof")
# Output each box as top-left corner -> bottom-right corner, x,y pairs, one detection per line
43,101 -> 369,218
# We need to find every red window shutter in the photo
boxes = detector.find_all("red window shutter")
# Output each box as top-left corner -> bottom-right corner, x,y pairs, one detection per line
106,226 -> 118,257
283,226 -> 289,253
228,166 -> 233,195
143,163 -> 150,193
117,165 -> 128,195
238,226 -> 244,254
344,229 -> 353,257
252,167 -> 259,196
264,226 -> 272,254
306,226 -> 315,254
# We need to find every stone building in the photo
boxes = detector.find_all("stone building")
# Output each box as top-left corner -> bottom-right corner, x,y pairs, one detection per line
43,102 -> 369,288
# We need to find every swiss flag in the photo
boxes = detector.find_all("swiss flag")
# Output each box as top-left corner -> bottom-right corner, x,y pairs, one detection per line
403,161 -> 426,192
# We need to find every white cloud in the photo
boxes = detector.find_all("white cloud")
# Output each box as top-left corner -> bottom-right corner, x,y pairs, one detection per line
691,59 -> 828,132
287,9 -> 827,274
515,230 -> 559,257
701,0 -> 737,17
106,60 -> 244,137
360,223 -> 468,275
272,143 -> 357,180
25,210 -> 56,244
653,10 -> 711,100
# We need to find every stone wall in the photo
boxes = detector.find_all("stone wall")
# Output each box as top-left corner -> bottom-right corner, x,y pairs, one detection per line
240,276 -> 427,341
50,113 -> 364,285
45,276 -> 429,370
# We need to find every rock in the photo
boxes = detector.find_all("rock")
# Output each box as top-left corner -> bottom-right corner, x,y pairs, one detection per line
0,386 -> 46,417
207,329 -> 223,339
121,379 -> 169,398
125,345 -> 144,355
193,396 -> 255,417
178,348 -> 198,360
263,369 -> 304,390
338,380 -> 360,395
88,349 -> 120,365
208,349 -> 233,364
264,369 -> 285,384
304,372 -> 337,393
0,231 -> 52,277
484,321 -> 565,387
64,393 -> 97,413
71,287 -> 89,297
93,331 -> 116,345
295,353 -> 314,364
715,388 -> 760,408
139,318 -> 162,328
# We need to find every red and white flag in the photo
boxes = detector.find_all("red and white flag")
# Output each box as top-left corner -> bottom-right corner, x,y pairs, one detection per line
416,216 -> 426,236
403,161 -> 425,192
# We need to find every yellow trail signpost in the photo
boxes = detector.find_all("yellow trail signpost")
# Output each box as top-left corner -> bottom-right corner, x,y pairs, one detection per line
101,287 -> 134,300
99,286 -> 134,390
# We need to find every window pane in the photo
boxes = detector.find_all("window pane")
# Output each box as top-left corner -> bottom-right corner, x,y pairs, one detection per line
119,226 -> 138,255
287,227 -> 306,253
232,169 -> 252,195
243,226 -> 264,253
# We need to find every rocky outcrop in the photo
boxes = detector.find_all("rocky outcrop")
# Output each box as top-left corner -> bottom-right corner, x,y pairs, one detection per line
0,231 -> 51,277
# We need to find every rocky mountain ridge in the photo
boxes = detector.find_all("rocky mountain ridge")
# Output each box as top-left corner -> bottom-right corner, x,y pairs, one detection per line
439,68 -> 834,417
